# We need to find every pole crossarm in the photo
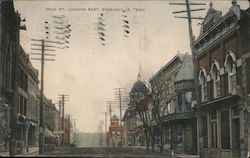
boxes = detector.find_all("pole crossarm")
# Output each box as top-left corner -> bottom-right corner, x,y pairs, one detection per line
173,8 -> 205,14
30,58 -> 56,61
169,2 -> 206,5
31,44 -> 56,48
31,38 -> 64,45
31,53 -> 56,56
175,16 -> 204,20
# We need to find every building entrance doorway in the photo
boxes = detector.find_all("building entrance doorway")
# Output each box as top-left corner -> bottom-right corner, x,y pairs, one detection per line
232,118 -> 240,157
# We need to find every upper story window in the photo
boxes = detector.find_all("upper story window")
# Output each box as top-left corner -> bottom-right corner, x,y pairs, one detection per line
225,51 -> 237,93
199,68 -> 208,103
211,61 -> 220,99
177,91 -> 192,112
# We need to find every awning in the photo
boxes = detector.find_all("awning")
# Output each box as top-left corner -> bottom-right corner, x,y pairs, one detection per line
53,130 -> 64,135
44,128 -> 57,138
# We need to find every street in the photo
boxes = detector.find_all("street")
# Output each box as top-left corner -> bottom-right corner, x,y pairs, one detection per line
23,147 -> 181,158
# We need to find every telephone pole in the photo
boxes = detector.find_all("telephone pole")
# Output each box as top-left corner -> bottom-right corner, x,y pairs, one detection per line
106,101 -> 115,121
58,94 -> 69,147
170,0 -> 206,155
114,88 -> 127,147
73,119 -> 77,146
30,38 -> 60,154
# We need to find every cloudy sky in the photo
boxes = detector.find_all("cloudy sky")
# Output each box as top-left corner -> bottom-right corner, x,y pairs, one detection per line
14,0 -> 249,133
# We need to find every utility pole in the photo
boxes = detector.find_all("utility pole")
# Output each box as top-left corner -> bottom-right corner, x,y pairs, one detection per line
105,112 -> 107,147
58,100 -> 62,147
30,38 -> 58,154
170,0 -> 206,155
106,101 -> 115,121
114,88 -> 127,147
58,94 -> 69,147
73,119 -> 77,146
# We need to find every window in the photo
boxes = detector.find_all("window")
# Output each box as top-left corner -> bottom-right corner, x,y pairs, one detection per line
199,69 -> 208,102
177,93 -> 183,112
210,111 -> 217,148
177,91 -> 192,112
225,52 -> 237,93
165,125 -> 171,144
202,115 -> 208,148
211,62 -> 220,98
221,111 -> 230,149
177,125 -> 183,145
184,92 -> 192,111
166,103 -> 171,114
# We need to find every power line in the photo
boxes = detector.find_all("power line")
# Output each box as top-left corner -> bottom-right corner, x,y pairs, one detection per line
58,94 -> 70,147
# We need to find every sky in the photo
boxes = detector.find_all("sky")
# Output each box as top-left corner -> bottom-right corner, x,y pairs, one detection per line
13,0 -> 249,133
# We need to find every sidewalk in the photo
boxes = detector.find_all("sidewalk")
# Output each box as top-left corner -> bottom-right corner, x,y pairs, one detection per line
0,147 -> 38,157
174,154 -> 200,158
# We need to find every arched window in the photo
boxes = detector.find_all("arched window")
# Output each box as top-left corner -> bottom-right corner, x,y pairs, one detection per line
211,61 -> 220,99
225,51 -> 237,93
199,68 -> 208,102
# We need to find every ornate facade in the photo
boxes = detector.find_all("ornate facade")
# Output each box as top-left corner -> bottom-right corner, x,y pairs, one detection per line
194,2 -> 250,158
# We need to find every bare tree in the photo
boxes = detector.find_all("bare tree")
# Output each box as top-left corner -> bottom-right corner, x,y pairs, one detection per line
128,80 -> 158,152
144,77 -> 175,153
129,93 -> 153,151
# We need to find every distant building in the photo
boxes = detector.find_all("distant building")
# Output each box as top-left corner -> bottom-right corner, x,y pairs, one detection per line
107,115 -> 123,148
194,2 -> 250,158
63,115 -> 72,146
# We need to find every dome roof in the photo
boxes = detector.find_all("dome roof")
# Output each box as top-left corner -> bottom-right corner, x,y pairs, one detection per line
111,114 -> 119,120
130,80 -> 149,95
175,54 -> 194,83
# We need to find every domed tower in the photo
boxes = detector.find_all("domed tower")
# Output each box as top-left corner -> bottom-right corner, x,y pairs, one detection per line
129,66 -> 149,103
110,114 -> 119,127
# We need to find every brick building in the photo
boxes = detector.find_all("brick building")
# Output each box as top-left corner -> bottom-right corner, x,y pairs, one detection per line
194,2 -> 250,158
107,115 -> 123,148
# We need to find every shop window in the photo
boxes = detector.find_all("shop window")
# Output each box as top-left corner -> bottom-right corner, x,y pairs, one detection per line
221,110 -> 230,149
177,125 -> 183,145
165,125 -> 171,144
225,52 -> 237,93
210,112 -> 217,148
202,115 -> 208,148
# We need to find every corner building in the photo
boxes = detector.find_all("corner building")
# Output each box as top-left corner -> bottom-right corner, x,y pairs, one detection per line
194,2 -> 250,158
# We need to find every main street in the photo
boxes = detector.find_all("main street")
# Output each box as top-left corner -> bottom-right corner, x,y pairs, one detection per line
20,147 -> 198,158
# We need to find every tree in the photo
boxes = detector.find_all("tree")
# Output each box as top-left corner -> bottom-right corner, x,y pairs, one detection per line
129,93 -> 153,151
129,87 -> 152,151
146,76 -> 175,153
